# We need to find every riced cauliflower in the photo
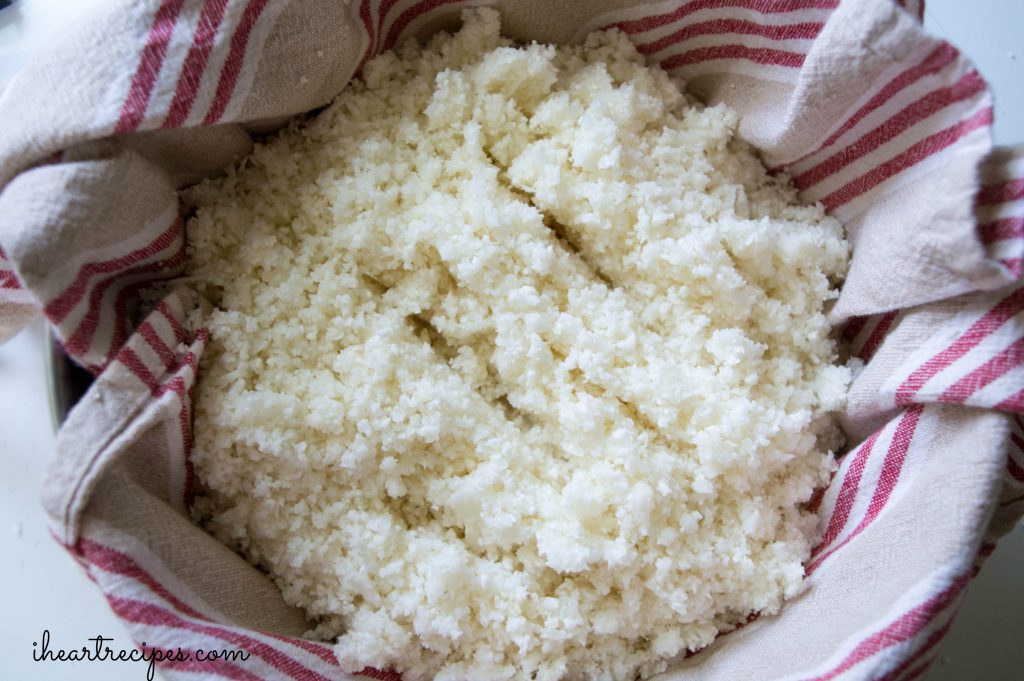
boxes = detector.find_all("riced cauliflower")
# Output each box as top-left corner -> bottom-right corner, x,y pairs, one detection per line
185,9 -> 850,681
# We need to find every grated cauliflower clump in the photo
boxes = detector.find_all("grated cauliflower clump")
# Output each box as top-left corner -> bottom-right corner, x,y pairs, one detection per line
186,9 -> 850,681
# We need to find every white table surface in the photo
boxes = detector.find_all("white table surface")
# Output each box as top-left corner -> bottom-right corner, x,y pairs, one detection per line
0,1 -> 1021,680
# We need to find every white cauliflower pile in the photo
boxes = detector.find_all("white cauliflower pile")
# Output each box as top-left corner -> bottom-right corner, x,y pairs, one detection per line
186,9 -> 850,681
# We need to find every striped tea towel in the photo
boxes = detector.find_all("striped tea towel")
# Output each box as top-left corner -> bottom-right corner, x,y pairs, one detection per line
0,0 -> 1022,679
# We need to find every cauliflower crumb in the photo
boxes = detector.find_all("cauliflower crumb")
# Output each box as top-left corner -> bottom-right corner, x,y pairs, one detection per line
186,9 -> 850,681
